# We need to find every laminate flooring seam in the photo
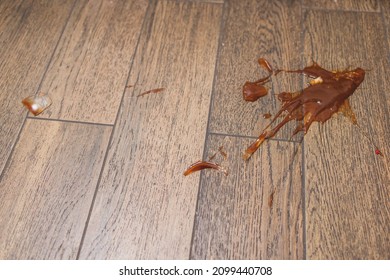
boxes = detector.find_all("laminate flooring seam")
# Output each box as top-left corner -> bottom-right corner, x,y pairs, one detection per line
208,131 -> 302,143
75,0 -> 154,260
188,0 -> 226,259
301,6 -> 380,13
165,0 -> 223,4
380,2 -> 390,64
379,1 -> 390,125
0,112 -> 28,183
0,0 -> 78,181
300,0 -> 307,260
26,116 -> 114,127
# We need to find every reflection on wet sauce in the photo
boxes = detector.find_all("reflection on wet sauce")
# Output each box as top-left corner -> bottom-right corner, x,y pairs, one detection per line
183,160 -> 228,176
242,58 -> 381,160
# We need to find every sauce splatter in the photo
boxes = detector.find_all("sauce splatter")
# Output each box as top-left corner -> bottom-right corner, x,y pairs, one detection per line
243,59 -> 371,160
268,190 -> 275,208
137,88 -> 165,97
183,160 -> 228,176
242,58 -> 273,102
208,146 -> 228,161
218,146 -> 228,160
263,113 -> 272,119
22,94 -> 52,116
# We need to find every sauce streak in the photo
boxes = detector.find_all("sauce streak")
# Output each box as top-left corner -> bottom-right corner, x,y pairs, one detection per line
138,88 -> 165,97
218,146 -> 228,159
243,59 -> 367,160
268,190 -> 275,208
183,160 -> 228,176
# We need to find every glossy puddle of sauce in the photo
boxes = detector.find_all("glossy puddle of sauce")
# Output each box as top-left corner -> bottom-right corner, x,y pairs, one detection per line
184,58 -> 382,176
243,59 -> 370,160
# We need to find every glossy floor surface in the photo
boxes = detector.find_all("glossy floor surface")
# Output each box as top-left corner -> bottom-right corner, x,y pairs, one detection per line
0,0 -> 389,259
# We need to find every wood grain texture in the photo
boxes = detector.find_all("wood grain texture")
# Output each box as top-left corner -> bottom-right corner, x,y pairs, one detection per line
171,0 -> 224,3
303,0 -> 378,11
0,119 -> 111,259
303,10 -> 390,259
36,0 -> 148,124
0,0 -> 75,175
168,0 -> 223,3
0,0 -> 25,56
191,135 -> 303,259
381,0 -> 390,60
79,0 -> 222,259
209,0 -> 303,140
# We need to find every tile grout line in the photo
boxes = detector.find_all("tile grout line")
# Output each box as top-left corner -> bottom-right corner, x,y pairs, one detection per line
27,116 -> 114,127
378,0 -> 390,141
0,112 -> 28,182
0,0 -> 78,182
188,0 -> 226,260
300,0 -> 307,260
209,131 -> 303,143
75,0 -> 155,260
301,5 -> 380,14
379,1 -> 390,63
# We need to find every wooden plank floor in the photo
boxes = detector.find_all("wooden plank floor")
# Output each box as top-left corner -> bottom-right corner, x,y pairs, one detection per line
0,0 -> 389,260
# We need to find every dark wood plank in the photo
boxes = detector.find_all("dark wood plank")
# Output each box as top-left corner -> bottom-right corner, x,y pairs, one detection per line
303,0 -> 378,12
191,135 -> 303,259
0,0 -> 75,175
36,0 -> 149,124
303,10 -> 390,259
79,0 -> 222,259
209,0 -> 303,140
0,119 -> 111,259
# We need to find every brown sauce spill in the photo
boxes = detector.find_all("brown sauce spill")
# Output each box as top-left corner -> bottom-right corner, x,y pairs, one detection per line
243,59 -> 370,160
263,113 -> 272,119
242,58 -> 273,102
268,190 -> 275,208
183,160 -> 228,176
138,88 -> 165,97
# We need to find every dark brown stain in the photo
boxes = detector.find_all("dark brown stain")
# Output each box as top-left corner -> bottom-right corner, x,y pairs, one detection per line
243,58 -> 367,160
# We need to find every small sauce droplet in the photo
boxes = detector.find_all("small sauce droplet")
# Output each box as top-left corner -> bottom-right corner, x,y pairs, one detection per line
263,113 -> 272,119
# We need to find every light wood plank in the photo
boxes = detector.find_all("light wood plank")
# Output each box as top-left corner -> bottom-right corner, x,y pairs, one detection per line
381,0 -> 390,72
209,0 -> 303,140
0,0 -> 75,175
79,1 -> 222,259
169,0 -> 224,3
303,0 -> 378,11
191,135 -> 303,259
0,119 -> 111,259
0,0 -> 25,57
303,10 -> 390,259
36,0 -> 149,124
